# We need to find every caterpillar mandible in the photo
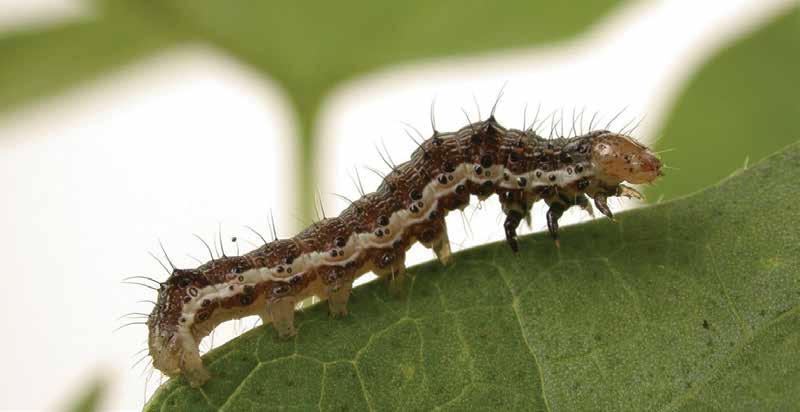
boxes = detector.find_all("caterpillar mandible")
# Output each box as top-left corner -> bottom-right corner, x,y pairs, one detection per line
144,107 -> 662,387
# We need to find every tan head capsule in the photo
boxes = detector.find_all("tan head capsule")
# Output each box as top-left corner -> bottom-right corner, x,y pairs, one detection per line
592,133 -> 662,184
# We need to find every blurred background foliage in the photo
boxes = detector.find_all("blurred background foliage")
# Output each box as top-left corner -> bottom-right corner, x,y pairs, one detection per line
2,0 -> 622,221
652,7 -> 799,201
1,1 -> 797,217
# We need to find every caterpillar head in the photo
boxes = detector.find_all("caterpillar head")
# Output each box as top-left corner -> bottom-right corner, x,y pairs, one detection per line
591,133 -> 662,184
147,268 -> 208,384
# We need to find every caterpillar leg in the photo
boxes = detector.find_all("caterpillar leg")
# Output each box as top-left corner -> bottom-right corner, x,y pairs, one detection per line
593,194 -> 615,222
500,191 -> 533,253
576,194 -> 595,218
181,349 -> 211,388
327,282 -> 353,317
266,297 -> 297,338
431,224 -> 453,266
546,205 -> 565,248
375,246 -> 409,298
385,264 -> 408,298
418,218 -> 453,266
320,266 -> 353,317
617,184 -> 644,200
503,210 -> 524,253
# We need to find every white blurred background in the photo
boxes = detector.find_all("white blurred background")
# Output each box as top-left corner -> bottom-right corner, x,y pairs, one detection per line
0,0 -> 795,410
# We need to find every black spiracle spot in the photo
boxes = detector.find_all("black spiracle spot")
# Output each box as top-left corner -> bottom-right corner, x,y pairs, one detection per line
378,215 -> 390,226
410,190 -> 422,201
335,237 -> 347,248
443,162 -> 455,173
455,185 -> 466,194
438,175 -> 448,185
473,165 -> 483,175
326,269 -> 343,283
517,177 -> 528,187
380,253 -> 395,267
271,284 -> 291,297
575,164 -> 584,173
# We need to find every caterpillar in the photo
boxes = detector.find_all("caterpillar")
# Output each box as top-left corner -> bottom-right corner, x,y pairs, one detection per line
144,108 -> 662,388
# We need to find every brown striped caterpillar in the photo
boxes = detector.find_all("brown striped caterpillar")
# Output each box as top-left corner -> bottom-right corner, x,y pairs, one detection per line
143,109 -> 662,387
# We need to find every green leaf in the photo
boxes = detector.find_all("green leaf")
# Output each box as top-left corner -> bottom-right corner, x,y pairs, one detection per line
62,377 -> 106,412
0,0 -> 187,113
649,6 -> 800,202
146,142 -> 800,411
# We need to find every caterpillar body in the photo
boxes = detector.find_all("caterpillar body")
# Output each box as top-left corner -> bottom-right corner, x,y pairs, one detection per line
145,114 -> 662,387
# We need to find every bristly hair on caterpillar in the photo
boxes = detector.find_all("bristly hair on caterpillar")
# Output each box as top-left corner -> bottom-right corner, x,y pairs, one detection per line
140,104 -> 662,388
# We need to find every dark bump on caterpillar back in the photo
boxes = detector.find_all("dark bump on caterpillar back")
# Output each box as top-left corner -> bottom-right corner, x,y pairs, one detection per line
481,154 -> 493,168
